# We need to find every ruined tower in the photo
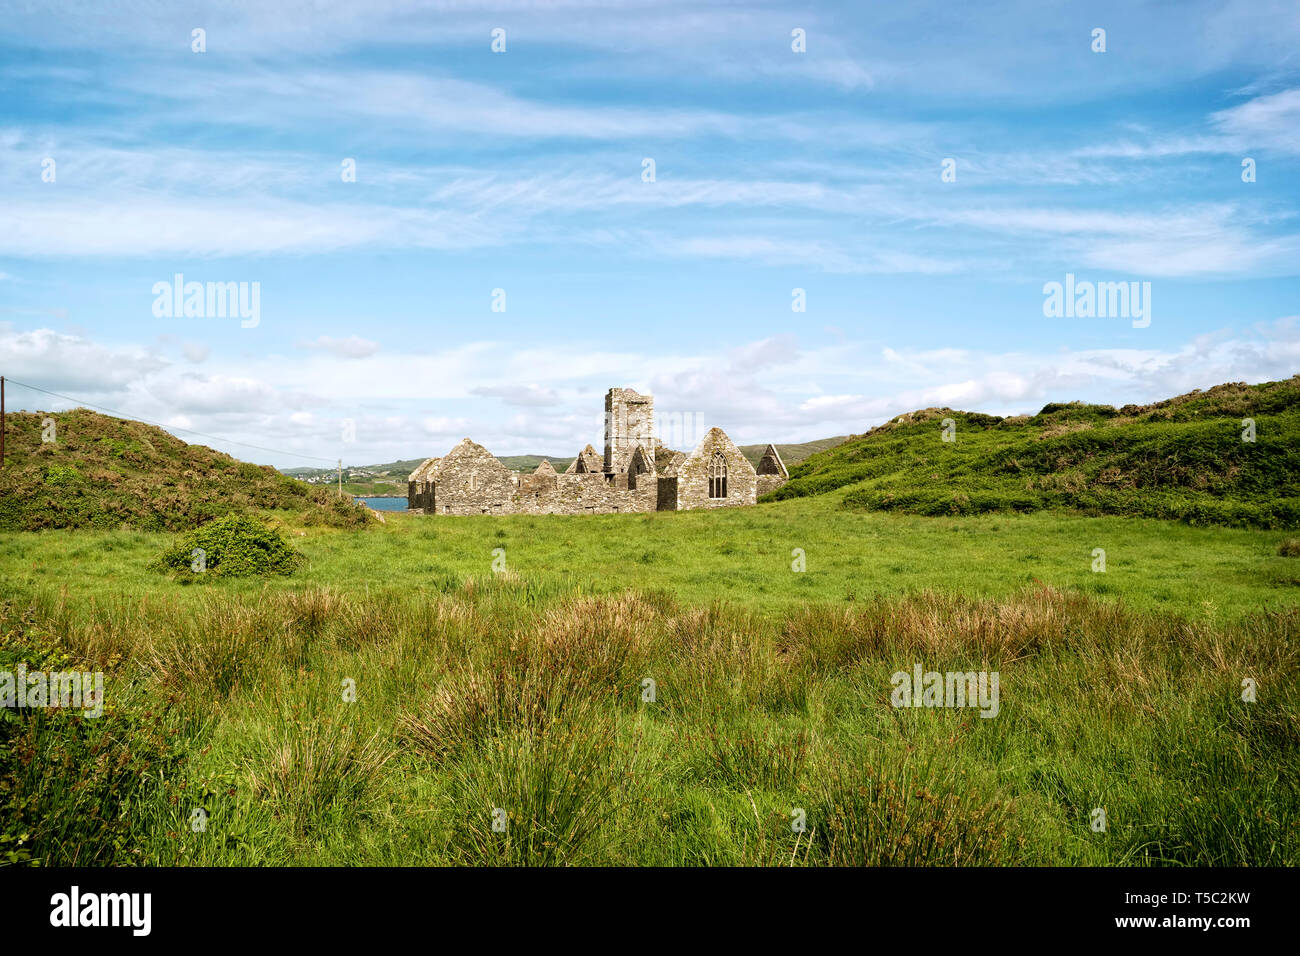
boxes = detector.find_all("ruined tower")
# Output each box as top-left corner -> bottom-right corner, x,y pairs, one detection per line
604,387 -> 655,474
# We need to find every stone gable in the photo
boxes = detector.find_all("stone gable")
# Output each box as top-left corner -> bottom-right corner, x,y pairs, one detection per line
431,439 -> 517,515
755,443 -> 789,497
576,444 -> 602,473
756,443 -> 788,477
627,445 -> 654,489
670,427 -> 757,511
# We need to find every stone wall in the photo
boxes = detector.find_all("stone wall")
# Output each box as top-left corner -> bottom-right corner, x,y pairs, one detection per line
407,457 -> 440,510
673,427 -> 757,510
408,480 -> 436,510
427,439 -> 517,515
510,471 -> 657,515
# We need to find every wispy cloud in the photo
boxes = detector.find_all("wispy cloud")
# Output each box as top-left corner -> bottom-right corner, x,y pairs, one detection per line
1211,87 -> 1300,153
298,335 -> 381,359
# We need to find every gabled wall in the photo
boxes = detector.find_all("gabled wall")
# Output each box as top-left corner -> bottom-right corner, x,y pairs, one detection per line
755,443 -> 789,497
429,439 -> 517,515
673,427 -> 757,510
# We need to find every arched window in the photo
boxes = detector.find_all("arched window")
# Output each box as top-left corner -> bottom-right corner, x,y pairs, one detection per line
708,452 -> 727,498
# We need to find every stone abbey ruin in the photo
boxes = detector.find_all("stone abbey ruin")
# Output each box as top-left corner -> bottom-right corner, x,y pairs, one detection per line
407,387 -> 789,515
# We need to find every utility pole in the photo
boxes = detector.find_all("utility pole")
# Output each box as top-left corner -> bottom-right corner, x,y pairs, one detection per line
337,458 -> 342,498
1,376 -> 5,469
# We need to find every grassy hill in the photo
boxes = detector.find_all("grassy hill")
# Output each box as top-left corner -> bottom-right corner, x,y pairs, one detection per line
0,409 -> 370,531
768,377 -> 1300,529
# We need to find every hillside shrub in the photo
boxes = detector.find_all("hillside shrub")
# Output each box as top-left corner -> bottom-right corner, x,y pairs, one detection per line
154,514 -> 304,578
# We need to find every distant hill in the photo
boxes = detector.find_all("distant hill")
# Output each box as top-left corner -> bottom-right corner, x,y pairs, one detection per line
768,377 -> 1300,528
739,437 -> 848,469
498,455 -> 575,473
282,459 -> 426,479
0,409 -> 370,531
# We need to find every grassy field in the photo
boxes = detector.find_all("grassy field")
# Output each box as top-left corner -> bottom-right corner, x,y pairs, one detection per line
2,497 -> 1297,866
4,494 -> 1296,620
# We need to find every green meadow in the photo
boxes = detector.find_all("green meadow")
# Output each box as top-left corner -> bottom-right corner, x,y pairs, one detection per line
2,497 -> 1297,866
2,495 -> 1296,620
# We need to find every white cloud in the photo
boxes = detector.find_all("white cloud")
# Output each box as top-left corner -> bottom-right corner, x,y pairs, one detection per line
3,321 -> 1297,467
0,327 -> 167,395
471,384 -> 562,406
729,335 -> 801,373
158,374 -> 282,414
298,335 -> 380,359
422,416 -> 473,437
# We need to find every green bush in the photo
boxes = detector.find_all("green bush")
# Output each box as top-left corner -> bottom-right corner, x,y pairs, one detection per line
41,464 -> 81,485
154,514 -> 304,578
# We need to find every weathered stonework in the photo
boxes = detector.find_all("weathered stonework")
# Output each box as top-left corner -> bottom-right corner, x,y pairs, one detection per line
755,443 -> 789,498
406,456 -> 440,510
605,387 -> 655,475
426,439 -> 516,515
667,427 -> 757,511
514,472 -> 657,515
409,387 -> 785,515
563,443 -> 603,474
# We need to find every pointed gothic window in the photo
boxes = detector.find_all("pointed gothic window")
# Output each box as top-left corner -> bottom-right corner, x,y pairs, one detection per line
708,452 -> 727,498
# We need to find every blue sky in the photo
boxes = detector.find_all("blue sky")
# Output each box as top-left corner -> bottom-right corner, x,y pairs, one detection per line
1,0 -> 1298,468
